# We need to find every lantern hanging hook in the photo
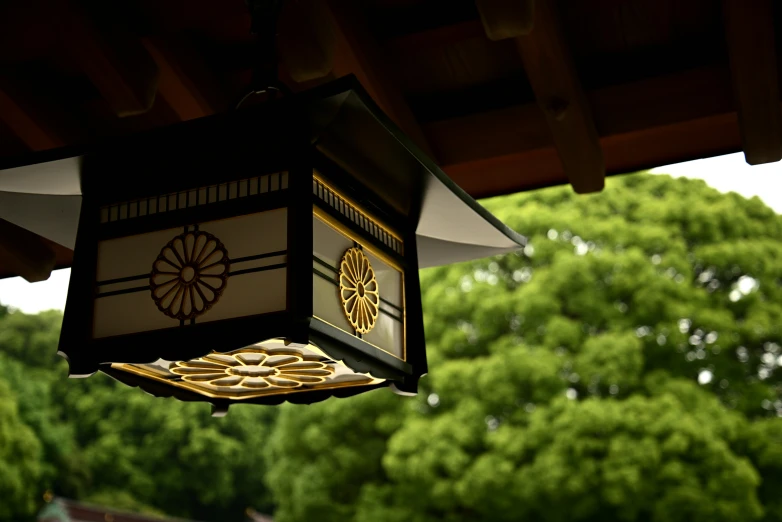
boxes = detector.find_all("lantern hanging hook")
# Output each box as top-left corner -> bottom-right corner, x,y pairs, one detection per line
237,0 -> 291,108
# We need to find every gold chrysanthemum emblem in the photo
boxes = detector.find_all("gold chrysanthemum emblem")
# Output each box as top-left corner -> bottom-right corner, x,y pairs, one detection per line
170,348 -> 333,389
339,247 -> 380,334
150,230 -> 229,320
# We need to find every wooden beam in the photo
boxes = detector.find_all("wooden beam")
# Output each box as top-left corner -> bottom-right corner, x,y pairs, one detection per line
0,88 -> 63,151
511,0 -> 604,193
384,20 -> 486,55
0,218 -> 56,283
476,0 -> 535,40
442,112 -> 741,198
0,119 -> 30,158
278,0 -> 336,83
0,70 -> 89,152
324,0 -> 436,160
58,2 -> 159,117
142,36 -> 227,121
423,66 -> 739,198
425,66 -> 734,166
723,0 -> 782,164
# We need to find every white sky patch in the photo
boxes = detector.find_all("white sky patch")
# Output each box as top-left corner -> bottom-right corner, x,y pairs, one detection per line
649,152 -> 782,213
0,268 -> 70,314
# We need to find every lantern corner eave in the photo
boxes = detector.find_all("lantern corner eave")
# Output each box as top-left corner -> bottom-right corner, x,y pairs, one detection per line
0,76 -> 525,412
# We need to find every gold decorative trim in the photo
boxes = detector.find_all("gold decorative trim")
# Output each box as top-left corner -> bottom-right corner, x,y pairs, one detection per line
171,347 -> 333,390
313,314 -> 406,362
339,248 -> 380,334
313,206 -> 403,272
99,172 -> 288,224
149,230 -> 229,320
114,362 -> 379,400
313,172 -> 403,243
111,341 -> 384,400
312,210 -> 407,362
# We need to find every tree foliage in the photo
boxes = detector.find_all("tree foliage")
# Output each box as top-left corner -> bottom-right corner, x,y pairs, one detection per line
2,174 -> 782,522
0,378 -> 43,520
266,174 -> 782,522
0,306 -> 277,521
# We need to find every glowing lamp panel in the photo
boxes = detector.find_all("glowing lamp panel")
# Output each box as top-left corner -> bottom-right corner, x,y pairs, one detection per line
92,208 -> 288,339
113,339 -> 383,399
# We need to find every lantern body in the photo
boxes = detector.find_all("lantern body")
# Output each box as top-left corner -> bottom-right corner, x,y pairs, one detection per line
50,77 -> 524,411
59,93 -> 425,411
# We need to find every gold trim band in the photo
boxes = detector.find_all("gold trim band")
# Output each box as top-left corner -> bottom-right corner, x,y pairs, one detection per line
112,361 -> 382,400
313,171 -> 403,244
313,207 -> 404,273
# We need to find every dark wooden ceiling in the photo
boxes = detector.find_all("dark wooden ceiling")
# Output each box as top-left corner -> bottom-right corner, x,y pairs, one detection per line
3,0 -> 779,195
1,0 -> 781,279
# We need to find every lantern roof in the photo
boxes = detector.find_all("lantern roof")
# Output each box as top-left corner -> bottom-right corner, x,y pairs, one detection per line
0,76 -> 524,279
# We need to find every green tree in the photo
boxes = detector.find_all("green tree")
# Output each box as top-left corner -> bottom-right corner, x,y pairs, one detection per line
0,306 -> 277,521
0,379 -> 44,520
267,174 -> 782,522
57,377 -> 278,520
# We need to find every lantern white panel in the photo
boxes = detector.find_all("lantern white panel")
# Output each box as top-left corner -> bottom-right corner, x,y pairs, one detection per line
93,209 -> 289,339
312,213 -> 405,360
363,313 -> 404,360
362,251 -> 404,357
197,267 -> 287,323
96,227 -> 182,282
313,214 -> 352,267
199,208 -> 287,259
365,251 -> 402,307
313,273 -> 352,332
94,289 -> 180,338
313,215 -> 353,332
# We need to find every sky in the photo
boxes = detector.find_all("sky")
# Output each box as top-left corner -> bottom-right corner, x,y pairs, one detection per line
1,151 -> 781,314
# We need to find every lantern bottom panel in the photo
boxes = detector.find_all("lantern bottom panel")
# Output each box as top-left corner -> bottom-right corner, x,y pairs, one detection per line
110,338 -> 384,401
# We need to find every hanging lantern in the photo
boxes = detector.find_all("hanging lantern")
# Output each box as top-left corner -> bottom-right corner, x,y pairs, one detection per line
0,78 -> 525,415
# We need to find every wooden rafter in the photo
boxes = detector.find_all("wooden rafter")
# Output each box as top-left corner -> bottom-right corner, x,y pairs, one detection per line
424,66 -> 738,197
278,0 -> 336,84
723,0 -> 782,164
324,0 -> 436,160
58,2 -> 159,117
142,36 -> 227,121
0,88 -> 63,151
384,20 -> 486,55
476,0 -> 604,193
0,218 -> 56,283
440,112 -> 741,198
516,0 -> 603,193
0,70 -> 89,152
476,0 -> 535,40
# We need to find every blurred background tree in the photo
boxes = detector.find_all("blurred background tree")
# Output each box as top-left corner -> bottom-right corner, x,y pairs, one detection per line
266,174 -> 782,522
1,173 -> 782,522
0,307 -> 278,521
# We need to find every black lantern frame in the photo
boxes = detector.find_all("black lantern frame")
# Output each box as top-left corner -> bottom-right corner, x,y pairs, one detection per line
0,77 -> 525,413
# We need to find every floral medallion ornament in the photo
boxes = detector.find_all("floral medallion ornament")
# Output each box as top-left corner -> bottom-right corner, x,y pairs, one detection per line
339,247 -> 380,334
170,348 -> 334,390
149,230 -> 229,320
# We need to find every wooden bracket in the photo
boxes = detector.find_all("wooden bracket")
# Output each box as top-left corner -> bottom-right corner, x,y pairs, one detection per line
513,0 -> 604,193
476,0 -> 536,40
142,36 -> 227,121
0,88 -> 63,151
723,0 -> 782,164
0,219 -> 57,283
58,2 -> 159,117
278,0 -> 336,83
